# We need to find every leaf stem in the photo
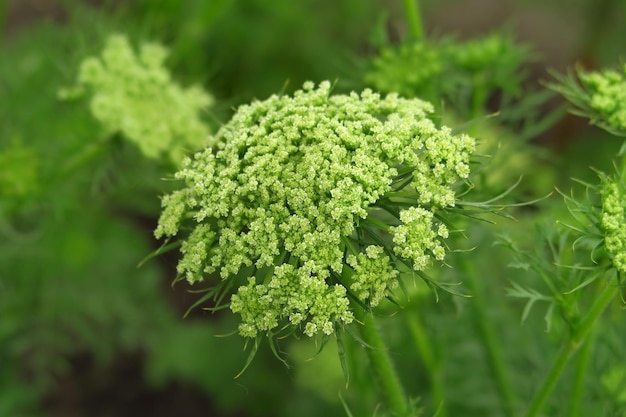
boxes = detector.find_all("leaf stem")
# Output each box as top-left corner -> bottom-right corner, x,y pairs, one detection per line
358,311 -> 410,416
524,280 -> 618,417
402,0 -> 425,42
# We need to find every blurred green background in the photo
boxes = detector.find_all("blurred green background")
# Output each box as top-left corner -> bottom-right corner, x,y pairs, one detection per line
1,0 -> 625,416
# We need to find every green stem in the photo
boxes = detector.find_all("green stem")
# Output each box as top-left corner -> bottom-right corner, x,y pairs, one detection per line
470,73 -> 488,122
524,281 -> 618,417
579,0 -> 615,65
364,216 -> 391,231
406,312 -> 446,416
619,149 -> 626,179
402,0 -> 425,42
359,311 -> 410,416
462,260 -> 518,416
566,332 -> 594,417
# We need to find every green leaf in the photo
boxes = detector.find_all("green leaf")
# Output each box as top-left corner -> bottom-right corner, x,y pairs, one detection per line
234,336 -> 260,379
137,239 -> 182,268
336,328 -> 350,387
506,282 -> 553,325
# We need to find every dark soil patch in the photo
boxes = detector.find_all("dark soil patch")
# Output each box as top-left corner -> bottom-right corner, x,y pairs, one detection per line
41,352 -> 240,417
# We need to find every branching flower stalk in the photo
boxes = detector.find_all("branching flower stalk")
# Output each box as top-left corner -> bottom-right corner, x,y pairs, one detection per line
524,67 -> 626,416
526,149 -> 626,417
521,173 -> 624,417
524,280 -> 619,417
155,81 -> 476,414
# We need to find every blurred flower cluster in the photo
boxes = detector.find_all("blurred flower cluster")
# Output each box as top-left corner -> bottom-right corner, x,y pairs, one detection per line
64,34 -> 213,163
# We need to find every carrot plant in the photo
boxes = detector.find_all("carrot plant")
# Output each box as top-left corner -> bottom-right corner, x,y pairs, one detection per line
151,1 -> 626,416
2,1 -> 625,416
146,1 -> 626,415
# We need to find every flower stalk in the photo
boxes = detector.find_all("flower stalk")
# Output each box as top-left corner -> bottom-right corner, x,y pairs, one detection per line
402,0 -> 425,42
524,280 -> 619,417
406,311 -> 445,416
462,258 -> 518,417
566,334 -> 594,417
358,311 -> 411,416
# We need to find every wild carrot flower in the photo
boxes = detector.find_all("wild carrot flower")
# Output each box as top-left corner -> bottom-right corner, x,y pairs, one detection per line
155,81 -> 475,338
70,34 -> 212,163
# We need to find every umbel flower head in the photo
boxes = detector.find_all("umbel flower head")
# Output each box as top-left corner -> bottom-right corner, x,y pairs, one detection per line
155,81 -> 475,338
549,64 -> 626,139
578,65 -> 626,134
68,34 -> 213,163
600,176 -> 626,274
365,33 -> 528,105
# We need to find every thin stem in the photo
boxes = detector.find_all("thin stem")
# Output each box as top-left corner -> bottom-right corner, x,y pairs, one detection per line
470,73 -> 488,123
579,0 -> 616,66
619,147 -> 626,179
364,216 -> 391,231
358,311 -> 410,416
406,312 -> 446,416
402,0 -> 425,42
524,280 -> 618,417
462,259 -> 518,416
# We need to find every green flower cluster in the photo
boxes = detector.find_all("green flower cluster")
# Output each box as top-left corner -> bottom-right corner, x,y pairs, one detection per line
365,33 -> 528,101
450,33 -> 522,73
391,207 -> 448,270
231,263 -> 353,337
155,81 -> 475,338
73,34 -> 212,163
346,245 -> 399,307
365,42 -> 442,98
579,65 -> 626,133
600,179 -> 626,273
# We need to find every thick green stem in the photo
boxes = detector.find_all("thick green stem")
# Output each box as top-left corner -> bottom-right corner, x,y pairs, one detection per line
406,312 -> 446,416
524,281 -> 618,417
566,333 -> 594,417
359,311 -> 410,416
402,0 -> 425,42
